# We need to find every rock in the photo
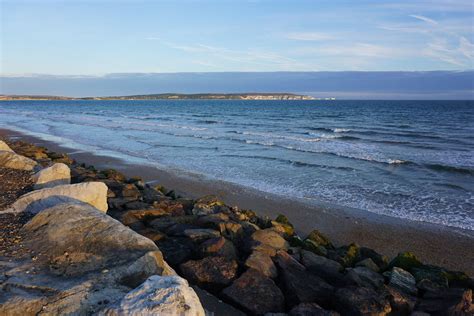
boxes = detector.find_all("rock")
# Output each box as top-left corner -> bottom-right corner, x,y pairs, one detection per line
357,247 -> 388,270
183,228 -> 221,242
355,258 -> 380,272
388,267 -> 418,296
100,168 -> 126,182
385,286 -> 416,315
224,221 -> 244,243
289,303 -> 340,316
334,243 -> 360,267
222,269 -> 285,315
388,252 -> 422,272
100,275 -> 205,316
250,228 -> 289,251
149,215 -> 198,231
411,265 -> 449,288
121,208 -> 170,227
195,213 -> 228,232
279,260 -> 334,307
0,140 -> 14,152
334,287 -> 392,316
0,150 -> 37,171
345,266 -> 385,289
180,256 -> 238,289
305,230 -> 332,248
244,250 -> 278,278
198,237 -> 237,259
124,200 -> 150,210
192,286 -> 246,316
300,250 -> 344,284
4,182 -> 108,214
416,288 -> 473,315
141,186 -> 166,203
274,250 -> 306,271
157,237 -> 195,266
135,227 -> 166,242
191,195 -> 226,215
0,202 -> 174,315
32,162 -> 71,189
121,183 -> 141,200
48,152 -> 74,165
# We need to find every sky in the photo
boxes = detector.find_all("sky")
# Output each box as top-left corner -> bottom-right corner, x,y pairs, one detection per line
1,0 -> 473,75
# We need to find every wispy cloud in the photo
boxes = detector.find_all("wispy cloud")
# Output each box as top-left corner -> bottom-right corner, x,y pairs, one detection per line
409,14 -> 439,25
380,14 -> 473,68
284,32 -> 335,41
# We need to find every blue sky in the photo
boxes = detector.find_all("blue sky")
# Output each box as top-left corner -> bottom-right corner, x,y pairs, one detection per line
1,0 -> 473,75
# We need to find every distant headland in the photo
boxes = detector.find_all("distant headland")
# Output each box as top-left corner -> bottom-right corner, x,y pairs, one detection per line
0,93 -> 316,101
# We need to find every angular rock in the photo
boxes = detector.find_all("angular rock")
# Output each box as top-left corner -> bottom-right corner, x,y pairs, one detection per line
385,285 -> 416,315
141,186 -> 166,203
416,288 -> 473,315
4,182 -> 108,214
192,286 -> 246,316
0,202 -> 174,315
279,261 -> 334,307
334,287 -> 392,316
222,269 -> 285,315
250,228 -> 289,251
198,237 -> 237,259
180,256 -> 238,289
32,162 -> 71,189
0,140 -> 14,152
135,227 -> 166,243
191,195 -> 226,215
289,303 -> 340,316
121,183 -> 141,200
357,247 -> 388,270
388,252 -> 422,272
100,275 -> 205,316
346,266 -> 385,289
244,250 -> 278,278
157,237 -> 195,266
388,267 -> 418,296
300,250 -> 344,284
305,230 -> 332,248
183,228 -> 221,242
355,258 -> 380,272
0,150 -> 37,171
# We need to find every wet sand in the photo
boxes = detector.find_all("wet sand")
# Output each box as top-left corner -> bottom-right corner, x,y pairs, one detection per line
1,127 -> 473,275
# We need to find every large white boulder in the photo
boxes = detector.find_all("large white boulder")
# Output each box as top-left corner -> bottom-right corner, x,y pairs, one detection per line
4,182 -> 108,214
0,140 -> 14,152
100,275 -> 205,316
0,202 -> 176,315
0,150 -> 37,171
32,162 -> 71,189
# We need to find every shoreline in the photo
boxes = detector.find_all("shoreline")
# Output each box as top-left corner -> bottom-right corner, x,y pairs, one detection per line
1,127 -> 473,276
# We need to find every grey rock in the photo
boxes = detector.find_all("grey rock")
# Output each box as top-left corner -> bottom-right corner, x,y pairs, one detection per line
222,269 -> 285,315
99,275 -> 205,316
0,150 -> 37,171
245,250 -> 278,278
32,162 -> 70,189
346,266 -> 385,289
389,267 -> 418,296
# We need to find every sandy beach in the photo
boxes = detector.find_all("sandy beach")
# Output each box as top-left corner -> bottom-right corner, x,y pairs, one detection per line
1,127 -> 472,276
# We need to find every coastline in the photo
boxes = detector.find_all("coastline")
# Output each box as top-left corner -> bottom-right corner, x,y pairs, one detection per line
1,127 -> 473,276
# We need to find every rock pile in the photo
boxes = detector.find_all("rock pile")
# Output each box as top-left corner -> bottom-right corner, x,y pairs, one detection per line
0,139 -> 205,315
1,138 -> 473,316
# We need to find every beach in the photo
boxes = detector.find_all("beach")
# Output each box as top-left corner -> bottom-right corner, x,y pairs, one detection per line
1,127 -> 472,276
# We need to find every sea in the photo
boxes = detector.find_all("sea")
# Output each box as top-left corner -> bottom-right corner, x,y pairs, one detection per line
1,100 -> 473,230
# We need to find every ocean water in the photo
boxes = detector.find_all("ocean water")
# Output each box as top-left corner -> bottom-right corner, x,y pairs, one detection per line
1,100 -> 473,230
